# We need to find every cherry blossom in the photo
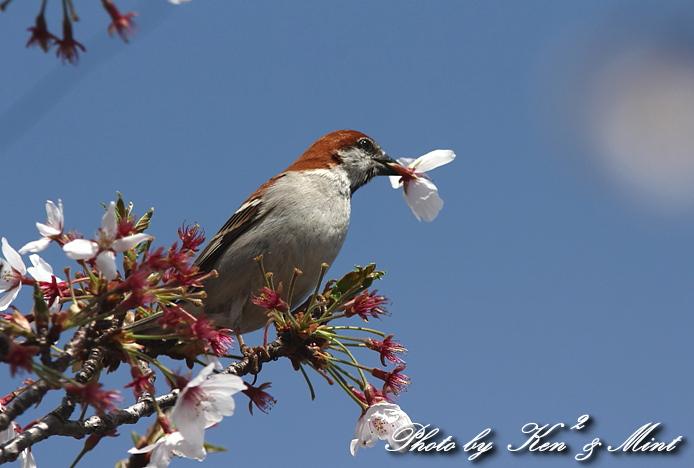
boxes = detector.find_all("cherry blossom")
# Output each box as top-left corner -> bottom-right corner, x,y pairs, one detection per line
27,254 -> 63,313
170,363 -> 246,451
252,285 -> 288,312
372,365 -> 411,395
55,18 -> 86,65
365,334 -> 407,366
0,238 -> 27,311
26,11 -> 57,52
343,290 -> 388,321
63,201 -> 150,280
2,342 -> 39,376
65,381 -> 122,415
242,382 -> 276,414
389,150 -> 455,222
103,0 -> 137,43
124,366 -> 155,399
128,431 -> 205,467
350,402 -> 414,455
19,200 -> 64,254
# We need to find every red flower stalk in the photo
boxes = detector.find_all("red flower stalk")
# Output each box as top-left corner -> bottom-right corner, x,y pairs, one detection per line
124,366 -> 154,398
55,18 -> 86,64
343,290 -> 388,321
159,241 -> 208,288
65,381 -> 122,415
116,216 -> 136,238
1,341 -> 38,376
103,0 -> 137,43
252,286 -> 288,313
166,244 -> 191,267
38,276 -> 69,308
144,247 -> 168,271
350,386 -> 367,405
365,334 -> 407,366
372,365 -> 410,396
351,384 -> 394,406
363,383 -> 394,404
190,317 -> 234,356
242,382 -> 276,414
178,223 -> 205,253
158,305 -> 193,331
118,269 -> 154,310
163,267 -> 207,289
26,13 -> 57,52
390,163 -> 431,190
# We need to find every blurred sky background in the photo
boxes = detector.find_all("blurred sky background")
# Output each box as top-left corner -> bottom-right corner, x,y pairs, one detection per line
1,1 -> 694,467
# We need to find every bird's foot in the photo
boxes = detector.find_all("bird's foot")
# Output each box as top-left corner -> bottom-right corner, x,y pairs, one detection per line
240,344 -> 271,374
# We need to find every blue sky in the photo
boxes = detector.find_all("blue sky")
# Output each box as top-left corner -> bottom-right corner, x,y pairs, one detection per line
1,1 -> 694,467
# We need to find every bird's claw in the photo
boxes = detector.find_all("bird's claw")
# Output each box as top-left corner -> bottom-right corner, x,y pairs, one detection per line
241,345 -> 271,374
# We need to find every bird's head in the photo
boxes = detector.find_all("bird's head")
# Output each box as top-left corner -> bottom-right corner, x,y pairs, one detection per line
286,130 -> 400,194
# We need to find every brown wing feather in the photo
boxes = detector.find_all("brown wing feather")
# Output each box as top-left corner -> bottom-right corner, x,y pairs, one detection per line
194,174 -> 284,272
194,200 -> 264,272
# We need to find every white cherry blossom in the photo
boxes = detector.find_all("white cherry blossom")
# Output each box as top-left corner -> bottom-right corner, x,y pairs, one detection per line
350,403 -> 414,456
170,363 -> 246,452
0,238 -> 26,311
63,201 -> 150,280
128,431 -> 204,468
27,254 -> 63,313
389,150 -> 455,222
19,200 -> 64,254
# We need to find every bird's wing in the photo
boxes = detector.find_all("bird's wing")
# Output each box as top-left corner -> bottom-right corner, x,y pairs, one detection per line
194,176 -> 283,272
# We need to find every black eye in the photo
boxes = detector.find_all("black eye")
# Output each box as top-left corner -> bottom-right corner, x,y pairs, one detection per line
357,138 -> 376,153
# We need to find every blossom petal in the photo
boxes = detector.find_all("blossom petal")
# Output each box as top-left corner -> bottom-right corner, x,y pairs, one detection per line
411,150 -> 455,172
129,431 -> 205,467
1,238 -> 26,275
201,374 -> 246,396
36,222 -> 60,238
28,255 -> 61,282
187,363 -> 215,387
167,432 -> 206,462
403,178 -> 443,222
201,354 -> 223,370
350,416 -> 378,455
101,202 -> 118,240
63,239 -> 99,260
351,403 -> 414,456
0,285 -> 20,312
389,176 -> 402,189
349,438 -> 360,456
171,364 -> 244,451
397,157 -> 416,167
18,238 -> 51,255
18,447 -> 36,468
96,250 -> 118,281
0,261 -> 14,291
171,397 -> 207,450
111,233 -> 150,253
45,199 -> 64,229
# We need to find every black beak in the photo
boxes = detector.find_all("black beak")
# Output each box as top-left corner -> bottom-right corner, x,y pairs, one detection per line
374,154 -> 401,176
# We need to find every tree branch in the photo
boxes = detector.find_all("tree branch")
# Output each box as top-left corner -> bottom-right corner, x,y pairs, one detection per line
0,325 -> 88,433
0,334 -> 289,465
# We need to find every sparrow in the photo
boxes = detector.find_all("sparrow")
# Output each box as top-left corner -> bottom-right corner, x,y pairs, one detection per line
185,130 -> 400,335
